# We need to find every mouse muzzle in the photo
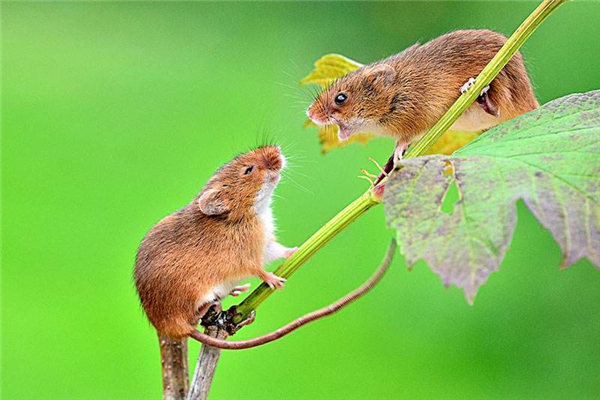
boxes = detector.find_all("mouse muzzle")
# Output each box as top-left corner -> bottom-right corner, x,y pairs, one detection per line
266,171 -> 281,186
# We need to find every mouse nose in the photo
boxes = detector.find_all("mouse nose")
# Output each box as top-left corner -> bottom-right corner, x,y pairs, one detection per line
306,108 -> 314,120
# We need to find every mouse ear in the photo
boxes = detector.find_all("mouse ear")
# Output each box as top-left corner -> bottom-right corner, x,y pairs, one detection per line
197,189 -> 229,215
366,64 -> 396,85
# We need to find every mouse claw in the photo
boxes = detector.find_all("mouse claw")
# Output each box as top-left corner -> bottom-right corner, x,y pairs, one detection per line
263,272 -> 286,290
460,77 -> 476,94
461,77 -> 491,97
480,84 -> 491,96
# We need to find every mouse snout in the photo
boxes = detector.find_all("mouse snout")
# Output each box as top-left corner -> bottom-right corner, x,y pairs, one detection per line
307,99 -> 338,127
268,171 -> 280,183
266,157 -> 283,172
258,146 -> 284,172
307,108 -> 326,126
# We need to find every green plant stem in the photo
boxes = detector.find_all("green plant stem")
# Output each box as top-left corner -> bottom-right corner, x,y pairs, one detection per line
234,190 -> 380,321
233,0 -> 566,324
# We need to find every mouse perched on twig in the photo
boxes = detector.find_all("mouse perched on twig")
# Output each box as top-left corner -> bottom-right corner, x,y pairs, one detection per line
135,145 -> 297,396
135,145 -> 297,343
306,29 -> 539,174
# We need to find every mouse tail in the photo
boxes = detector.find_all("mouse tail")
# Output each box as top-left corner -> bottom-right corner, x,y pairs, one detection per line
159,333 -> 188,400
189,239 -> 397,350
189,309 -> 318,350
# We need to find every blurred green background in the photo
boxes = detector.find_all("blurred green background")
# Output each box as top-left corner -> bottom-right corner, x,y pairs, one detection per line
2,1 -> 599,399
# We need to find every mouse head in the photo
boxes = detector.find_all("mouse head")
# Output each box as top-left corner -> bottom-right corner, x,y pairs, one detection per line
197,145 -> 285,219
306,63 -> 397,140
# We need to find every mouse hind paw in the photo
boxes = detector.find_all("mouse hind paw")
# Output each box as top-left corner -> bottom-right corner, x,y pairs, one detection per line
372,141 -> 409,186
477,91 -> 500,117
229,283 -> 251,297
460,77 -> 499,117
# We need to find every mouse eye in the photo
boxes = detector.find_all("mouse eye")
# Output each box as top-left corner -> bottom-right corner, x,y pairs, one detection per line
244,166 -> 254,175
334,93 -> 348,105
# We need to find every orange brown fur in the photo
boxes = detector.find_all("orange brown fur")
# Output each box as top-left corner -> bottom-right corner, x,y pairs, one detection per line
135,146 -> 285,339
308,29 -> 539,143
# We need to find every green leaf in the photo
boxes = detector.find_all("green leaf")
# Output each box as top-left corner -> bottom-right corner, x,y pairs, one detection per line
384,91 -> 600,302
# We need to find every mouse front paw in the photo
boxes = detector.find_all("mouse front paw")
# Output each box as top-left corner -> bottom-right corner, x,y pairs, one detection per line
262,272 -> 286,290
283,246 -> 299,258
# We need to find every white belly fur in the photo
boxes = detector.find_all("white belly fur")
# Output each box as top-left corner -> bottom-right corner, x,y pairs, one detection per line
450,103 -> 501,132
201,278 -> 244,305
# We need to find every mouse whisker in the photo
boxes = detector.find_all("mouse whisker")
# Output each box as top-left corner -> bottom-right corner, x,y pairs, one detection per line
283,169 -> 311,181
281,172 -> 314,194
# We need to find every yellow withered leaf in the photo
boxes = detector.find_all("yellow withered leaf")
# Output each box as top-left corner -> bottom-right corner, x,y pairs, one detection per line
302,119 -> 317,128
300,54 -> 363,87
317,124 -> 375,154
301,53 -> 481,155
425,130 -> 483,156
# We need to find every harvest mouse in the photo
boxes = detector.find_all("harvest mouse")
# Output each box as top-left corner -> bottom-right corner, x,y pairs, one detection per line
135,145 -> 297,343
135,145 -> 308,397
306,29 -> 539,172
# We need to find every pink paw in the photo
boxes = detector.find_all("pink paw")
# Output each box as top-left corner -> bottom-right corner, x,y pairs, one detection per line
263,272 -> 286,290
283,247 -> 299,258
230,283 -> 251,297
